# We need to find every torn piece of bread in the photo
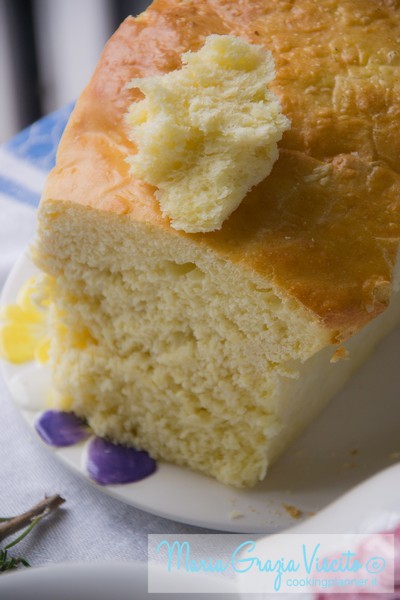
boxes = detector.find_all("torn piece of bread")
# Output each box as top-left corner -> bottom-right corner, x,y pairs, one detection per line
125,34 -> 290,232
35,0 -> 400,488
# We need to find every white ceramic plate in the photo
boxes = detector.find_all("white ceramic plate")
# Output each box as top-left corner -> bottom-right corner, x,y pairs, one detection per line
1,251 -> 400,533
0,560 -> 239,599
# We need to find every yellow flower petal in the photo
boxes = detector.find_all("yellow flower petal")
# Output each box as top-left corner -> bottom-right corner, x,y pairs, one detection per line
0,323 -> 43,363
0,304 -> 43,325
0,276 -> 52,364
35,337 -> 51,364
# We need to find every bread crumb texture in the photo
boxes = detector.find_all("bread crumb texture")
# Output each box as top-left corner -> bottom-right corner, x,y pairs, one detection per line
283,504 -> 303,519
125,34 -> 290,232
330,346 -> 350,363
35,203 -> 329,487
228,510 -> 244,520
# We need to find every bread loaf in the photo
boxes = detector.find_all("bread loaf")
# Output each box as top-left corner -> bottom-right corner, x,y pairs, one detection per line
35,0 -> 400,487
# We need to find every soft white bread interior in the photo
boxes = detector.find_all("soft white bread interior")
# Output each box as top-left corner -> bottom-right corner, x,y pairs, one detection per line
35,0 -> 400,487
126,34 -> 290,232
37,199 -> 400,487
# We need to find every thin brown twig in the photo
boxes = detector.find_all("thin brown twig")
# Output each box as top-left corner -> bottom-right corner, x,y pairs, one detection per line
0,495 -> 65,543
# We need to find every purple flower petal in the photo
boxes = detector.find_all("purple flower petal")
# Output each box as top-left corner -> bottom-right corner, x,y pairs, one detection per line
86,437 -> 157,485
35,410 -> 91,447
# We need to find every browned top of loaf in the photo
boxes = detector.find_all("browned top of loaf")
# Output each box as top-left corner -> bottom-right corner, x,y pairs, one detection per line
42,0 -> 400,342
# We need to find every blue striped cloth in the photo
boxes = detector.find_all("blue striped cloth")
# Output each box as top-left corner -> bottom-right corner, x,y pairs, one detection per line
0,103 -> 74,208
0,104 -> 74,292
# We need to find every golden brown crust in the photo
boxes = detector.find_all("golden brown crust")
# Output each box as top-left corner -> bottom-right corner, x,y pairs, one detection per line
41,0 -> 400,341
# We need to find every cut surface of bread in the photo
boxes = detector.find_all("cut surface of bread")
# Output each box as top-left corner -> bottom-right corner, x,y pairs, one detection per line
126,34 -> 290,232
35,0 -> 400,487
